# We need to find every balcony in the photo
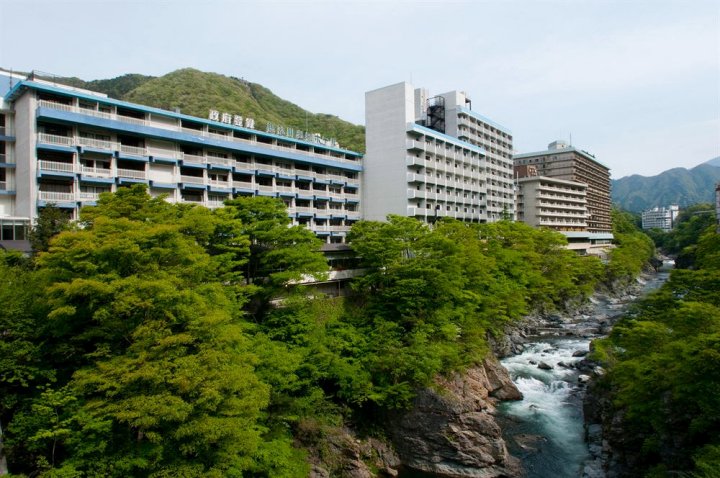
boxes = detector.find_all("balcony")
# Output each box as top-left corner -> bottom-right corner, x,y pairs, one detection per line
38,160 -> 75,173
180,175 -> 205,184
117,168 -> 147,180
207,156 -> 233,167
81,166 -> 113,177
37,133 -> 74,147
182,153 -> 206,164
78,191 -> 104,201
256,184 -> 275,193
208,179 -> 231,188
119,144 -> 147,156
77,136 -> 116,150
38,191 -> 74,202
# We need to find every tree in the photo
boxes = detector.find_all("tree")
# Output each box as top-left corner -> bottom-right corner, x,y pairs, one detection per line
28,204 -> 71,254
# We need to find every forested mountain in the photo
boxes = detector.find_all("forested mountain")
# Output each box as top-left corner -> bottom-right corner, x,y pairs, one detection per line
611,159 -> 720,212
46,68 -> 366,152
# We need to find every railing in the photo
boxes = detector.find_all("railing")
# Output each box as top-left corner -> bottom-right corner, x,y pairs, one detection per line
234,181 -> 253,189
180,175 -> 205,184
182,153 -> 206,164
38,133 -> 74,146
38,191 -> 74,201
77,136 -> 116,150
208,179 -> 230,188
38,100 -> 361,165
256,185 -> 275,193
81,166 -> 113,177
207,156 -> 233,166
117,168 -> 147,179
276,186 -> 296,194
119,144 -> 146,156
78,192 -> 102,200
38,160 -> 75,173
148,148 -> 181,159
295,207 -> 315,214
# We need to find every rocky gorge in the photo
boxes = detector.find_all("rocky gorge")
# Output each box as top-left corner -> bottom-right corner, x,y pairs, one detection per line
307,270 -> 669,478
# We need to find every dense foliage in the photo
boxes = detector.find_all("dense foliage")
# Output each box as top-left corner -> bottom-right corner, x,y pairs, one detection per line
1,187 -> 651,476
606,208 -> 655,287
645,203 -> 716,268
592,222 -> 720,477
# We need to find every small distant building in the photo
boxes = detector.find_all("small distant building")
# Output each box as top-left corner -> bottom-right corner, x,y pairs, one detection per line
641,205 -> 680,232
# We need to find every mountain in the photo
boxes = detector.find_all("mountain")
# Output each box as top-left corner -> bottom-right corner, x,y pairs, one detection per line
51,68 -> 365,152
612,161 -> 720,212
705,156 -> 720,167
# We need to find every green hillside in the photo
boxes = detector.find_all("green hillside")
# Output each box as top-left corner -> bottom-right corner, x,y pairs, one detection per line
611,162 -> 720,212
57,68 -> 365,153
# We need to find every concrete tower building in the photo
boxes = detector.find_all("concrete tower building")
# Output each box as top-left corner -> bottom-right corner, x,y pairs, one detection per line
514,140 -> 612,233
363,82 -> 514,224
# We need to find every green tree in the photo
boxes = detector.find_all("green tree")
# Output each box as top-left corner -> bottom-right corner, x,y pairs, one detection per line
28,204 -> 72,254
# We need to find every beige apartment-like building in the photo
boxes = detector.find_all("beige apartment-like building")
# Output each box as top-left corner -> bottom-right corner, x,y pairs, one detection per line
514,140 -> 612,233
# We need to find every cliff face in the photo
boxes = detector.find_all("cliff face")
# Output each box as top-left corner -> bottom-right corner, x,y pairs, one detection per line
388,357 -> 523,478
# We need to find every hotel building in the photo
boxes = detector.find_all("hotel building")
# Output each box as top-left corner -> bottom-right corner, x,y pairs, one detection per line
641,205 -> 679,232
363,82 -> 514,223
0,70 -> 363,250
514,141 -> 612,233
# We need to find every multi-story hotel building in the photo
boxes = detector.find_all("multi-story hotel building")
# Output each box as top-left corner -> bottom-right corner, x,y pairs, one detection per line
641,205 -> 679,232
0,70 -> 363,250
515,168 -> 588,232
363,82 -> 514,223
514,141 -> 612,233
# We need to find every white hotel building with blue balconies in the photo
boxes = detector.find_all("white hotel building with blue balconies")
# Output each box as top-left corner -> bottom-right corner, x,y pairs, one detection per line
363,82 -> 515,224
0,69 -> 362,250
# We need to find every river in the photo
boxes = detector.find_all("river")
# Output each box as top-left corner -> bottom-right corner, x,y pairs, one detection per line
498,269 -> 670,478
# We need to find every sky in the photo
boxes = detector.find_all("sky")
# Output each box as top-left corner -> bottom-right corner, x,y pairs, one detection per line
0,0 -> 718,179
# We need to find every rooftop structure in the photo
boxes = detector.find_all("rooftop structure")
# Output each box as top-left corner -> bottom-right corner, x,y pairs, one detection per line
514,140 -> 612,233
363,82 -> 514,224
0,69 -> 363,250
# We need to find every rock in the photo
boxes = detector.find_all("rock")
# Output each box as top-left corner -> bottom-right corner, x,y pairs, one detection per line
512,433 -> 547,453
557,361 -> 572,369
528,360 -> 537,365
592,366 -> 606,377
578,375 -> 591,384
573,350 -> 589,357
537,361 -> 553,370
389,357 -> 523,477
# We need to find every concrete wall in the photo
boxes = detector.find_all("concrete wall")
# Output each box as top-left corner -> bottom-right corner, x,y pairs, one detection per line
363,82 -> 415,221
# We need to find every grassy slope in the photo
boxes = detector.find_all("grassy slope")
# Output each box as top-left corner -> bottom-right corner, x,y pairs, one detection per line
122,68 -> 365,152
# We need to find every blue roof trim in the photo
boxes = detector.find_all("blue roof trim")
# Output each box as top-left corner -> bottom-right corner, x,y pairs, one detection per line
7,80 -> 362,157
179,161 -> 207,169
0,162 -> 17,168
36,107 -> 363,172
180,183 -> 207,190
79,175 -> 115,184
256,190 -> 276,197
37,199 -> 75,209
456,106 -> 512,135
0,135 -> 15,142
278,191 -> 295,197
38,170 -> 75,179
408,123 -> 486,155
117,178 -> 149,185
149,156 -> 178,165
208,163 -> 232,171
296,175 -> 313,181
0,190 -> 16,195
277,173 -> 295,180
116,152 -> 149,162
233,167 -> 254,175
79,146 -> 114,156
149,181 -> 177,189
37,143 -> 76,154
233,187 -> 254,194
314,195 -> 331,201
256,169 -> 275,177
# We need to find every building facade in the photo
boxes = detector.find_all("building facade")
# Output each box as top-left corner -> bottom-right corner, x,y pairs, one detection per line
363,82 -> 514,224
514,140 -> 612,233
641,205 -> 679,232
0,70 -> 363,250
515,173 -> 589,232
